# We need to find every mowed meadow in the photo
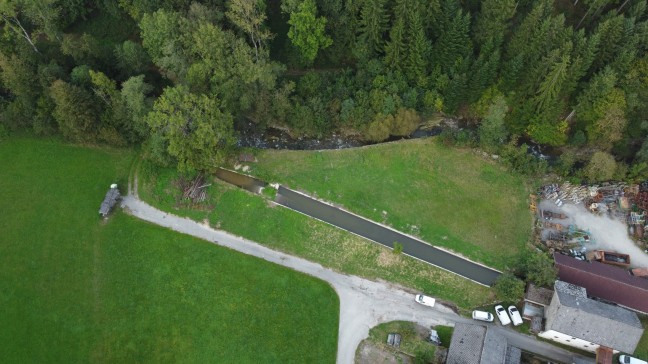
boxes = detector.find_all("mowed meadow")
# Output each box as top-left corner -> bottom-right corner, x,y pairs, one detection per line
0,137 -> 338,363
251,138 -> 532,270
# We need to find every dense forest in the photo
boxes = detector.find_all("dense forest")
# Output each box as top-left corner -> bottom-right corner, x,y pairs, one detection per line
0,0 -> 647,181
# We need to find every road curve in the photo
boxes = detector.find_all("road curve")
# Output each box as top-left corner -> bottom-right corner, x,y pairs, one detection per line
120,195 -> 589,364
275,186 -> 501,286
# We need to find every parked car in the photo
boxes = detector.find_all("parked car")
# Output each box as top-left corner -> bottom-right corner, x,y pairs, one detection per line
494,305 -> 511,325
472,310 -> 494,322
415,294 -> 436,307
507,306 -> 523,326
619,355 -> 648,364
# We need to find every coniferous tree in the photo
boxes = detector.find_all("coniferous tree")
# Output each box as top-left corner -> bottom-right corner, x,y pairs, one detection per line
357,0 -> 390,57
473,0 -> 516,46
433,0 -> 472,74
467,39 -> 501,103
405,6 -> 430,84
384,17 -> 406,70
577,68 -> 628,149
590,15 -> 625,72
535,54 -> 570,113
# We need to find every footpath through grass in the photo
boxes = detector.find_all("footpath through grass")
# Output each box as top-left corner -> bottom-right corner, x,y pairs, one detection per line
250,138 -> 532,269
139,159 -> 494,310
0,137 -> 338,363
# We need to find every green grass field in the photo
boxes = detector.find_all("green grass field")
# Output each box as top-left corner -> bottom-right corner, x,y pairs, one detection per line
0,137 -> 338,363
249,138 -> 532,269
139,159 -> 494,310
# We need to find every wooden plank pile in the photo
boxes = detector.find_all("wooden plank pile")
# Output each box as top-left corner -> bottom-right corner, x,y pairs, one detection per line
181,175 -> 210,203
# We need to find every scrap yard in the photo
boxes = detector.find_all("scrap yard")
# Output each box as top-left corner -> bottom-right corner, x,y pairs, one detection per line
533,181 -> 648,275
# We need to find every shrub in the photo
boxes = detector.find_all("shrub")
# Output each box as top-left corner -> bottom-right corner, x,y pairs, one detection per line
494,272 -> 525,302
585,151 -> 617,182
392,242 -> 403,255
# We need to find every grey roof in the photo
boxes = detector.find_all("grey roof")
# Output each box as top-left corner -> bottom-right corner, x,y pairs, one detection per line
573,357 -> 597,364
545,281 -> 644,353
447,324 -> 519,364
99,187 -> 120,216
505,346 -> 521,364
481,328 -> 507,364
447,324 -> 486,364
525,283 -> 554,306
555,281 -> 641,327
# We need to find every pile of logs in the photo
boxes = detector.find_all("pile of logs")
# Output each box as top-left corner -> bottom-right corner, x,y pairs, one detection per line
181,174 -> 210,203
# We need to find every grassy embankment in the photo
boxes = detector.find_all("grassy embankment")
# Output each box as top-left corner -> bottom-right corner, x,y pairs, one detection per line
363,321 -> 439,360
139,142 -> 496,309
0,137 -> 338,363
635,315 -> 648,359
251,138 -> 532,270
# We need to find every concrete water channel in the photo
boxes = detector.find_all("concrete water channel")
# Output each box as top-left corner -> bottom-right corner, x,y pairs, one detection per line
216,168 -> 501,286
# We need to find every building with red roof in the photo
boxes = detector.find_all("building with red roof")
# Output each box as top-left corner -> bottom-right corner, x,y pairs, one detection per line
554,253 -> 648,314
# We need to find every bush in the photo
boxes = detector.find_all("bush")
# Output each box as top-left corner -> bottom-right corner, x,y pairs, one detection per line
0,123 -> 8,141
414,347 -> 435,364
365,114 -> 393,142
516,250 -> 556,287
391,108 -> 420,136
500,141 -> 548,176
438,129 -> 456,146
392,242 -> 403,255
494,272 -> 525,302
585,151 -> 617,182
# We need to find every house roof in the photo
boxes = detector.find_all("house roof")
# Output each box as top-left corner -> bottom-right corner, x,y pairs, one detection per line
554,253 -> 648,313
447,324 -> 486,364
447,324 -> 520,364
482,328 -> 507,364
545,281 -> 643,353
525,283 -> 553,306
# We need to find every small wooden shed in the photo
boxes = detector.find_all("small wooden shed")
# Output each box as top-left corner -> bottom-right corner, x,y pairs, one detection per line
99,184 -> 121,217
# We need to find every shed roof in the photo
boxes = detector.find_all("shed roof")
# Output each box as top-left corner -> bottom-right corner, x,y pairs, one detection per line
554,253 -> 648,313
545,281 -> 643,353
99,187 -> 120,216
525,283 -> 553,306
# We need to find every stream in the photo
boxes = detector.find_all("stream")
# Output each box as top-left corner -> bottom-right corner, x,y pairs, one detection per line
235,118 -> 555,161
235,118 -> 444,150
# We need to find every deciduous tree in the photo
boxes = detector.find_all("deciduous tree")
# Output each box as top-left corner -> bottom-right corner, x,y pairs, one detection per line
479,95 -> 508,150
49,79 -> 99,143
226,0 -> 272,61
287,0 -> 332,65
146,86 -> 235,172
585,151 -> 617,181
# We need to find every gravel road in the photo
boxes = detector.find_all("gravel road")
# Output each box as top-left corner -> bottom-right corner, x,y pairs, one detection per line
121,195 -> 592,364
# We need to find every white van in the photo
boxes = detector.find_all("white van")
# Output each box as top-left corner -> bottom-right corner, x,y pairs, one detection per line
415,294 -> 436,307
619,355 -> 648,364
472,310 -> 494,322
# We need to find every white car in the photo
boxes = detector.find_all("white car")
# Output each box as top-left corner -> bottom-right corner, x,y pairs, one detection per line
415,294 -> 436,307
507,306 -> 523,326
619,355 -> 648,364
472,310 -> 494,322
494,305 -> 511,325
